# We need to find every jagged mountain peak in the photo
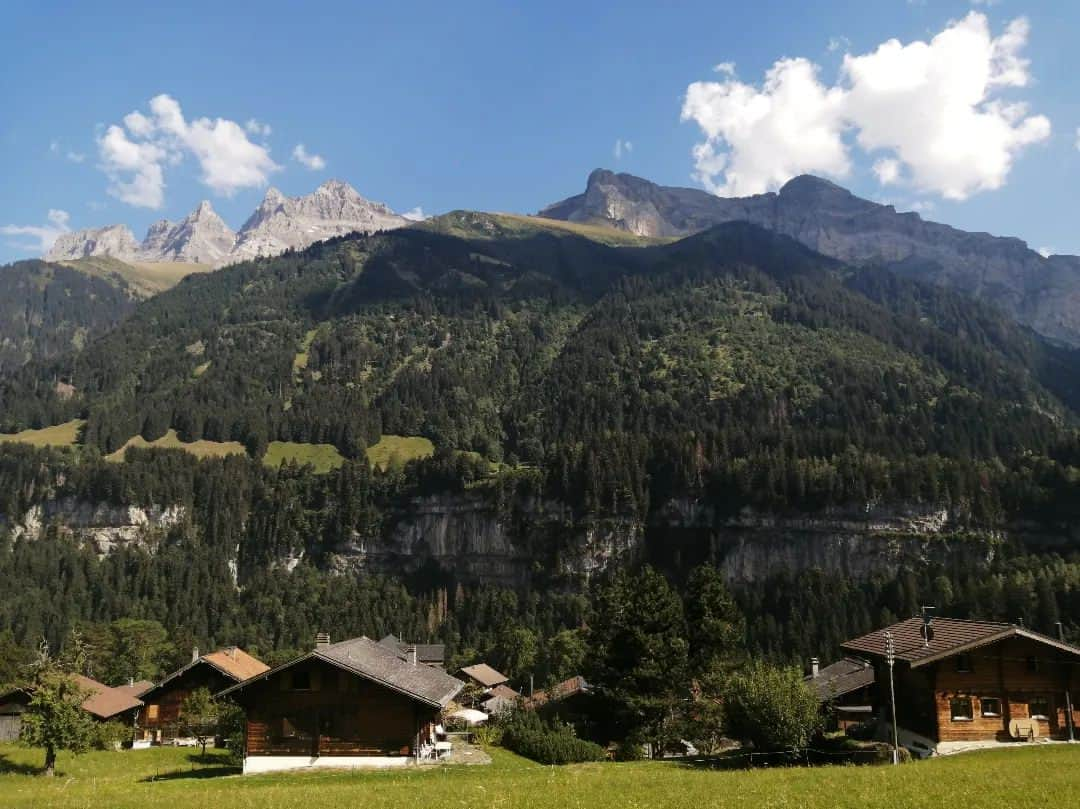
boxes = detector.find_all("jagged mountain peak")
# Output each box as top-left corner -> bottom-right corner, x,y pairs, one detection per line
40,181 -> 410,269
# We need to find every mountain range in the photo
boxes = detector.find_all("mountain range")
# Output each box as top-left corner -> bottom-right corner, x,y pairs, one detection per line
542,170 -> 1080,347
46,180 -> 410,268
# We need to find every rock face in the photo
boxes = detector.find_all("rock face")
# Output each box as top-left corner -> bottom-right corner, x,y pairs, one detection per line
233,180 -> 409,260
541,170 -> 1080,347
139,201 -> 237,265
46,225 -> 142,261
43,181 -> 409,269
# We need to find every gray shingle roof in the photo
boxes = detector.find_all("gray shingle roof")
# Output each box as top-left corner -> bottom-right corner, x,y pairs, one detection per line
220,636 -> 463,708
807,657 -> 874,702
377,634 -> 446,666
460,663 -> 509,688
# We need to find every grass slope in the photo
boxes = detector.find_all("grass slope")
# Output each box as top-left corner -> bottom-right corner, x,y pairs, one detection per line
264,441 -> 345,474
0,744 -> 1078,809
417,211 -> 672,247
61,257 -> 214,298
106,429 -> 246,462
0,419 -> 84,447
365,435 -> 435,470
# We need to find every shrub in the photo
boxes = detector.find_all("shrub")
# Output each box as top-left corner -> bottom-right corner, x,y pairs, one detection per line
91,720 -> 130,750
499,708 -> 605,765
724,662 -> 823,751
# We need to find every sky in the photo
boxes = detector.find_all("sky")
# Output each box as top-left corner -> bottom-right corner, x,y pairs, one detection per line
1,0 -> 1078,264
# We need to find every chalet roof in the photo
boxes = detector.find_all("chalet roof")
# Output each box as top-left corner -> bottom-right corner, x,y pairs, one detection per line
527,675 -> 589,708
202,648 -> 271,681
113,680 -> 155,699
488,684 -> 521,700
71,674 -> 144,720
142,647 -> 269,700
460,663 -> 509,688
807,657 -> 874,702
842,617 -> 1080,669
377,634 -> 446,665
220,636 -> 463,709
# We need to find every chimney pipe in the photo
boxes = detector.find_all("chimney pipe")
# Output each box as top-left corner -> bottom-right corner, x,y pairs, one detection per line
1057,622 -> 1066,642
920,606 -> 936,647
315,632 -> 331,648
405,645 -> 417,666
191,646 -> 199,664
810,657 -> 820,678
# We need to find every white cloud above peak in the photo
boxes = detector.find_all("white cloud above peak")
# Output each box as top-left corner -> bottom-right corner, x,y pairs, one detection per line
681,12 -> 1050,200
1,209 -> 71,252
292,143 -> 326,171
98,94 -> 281,208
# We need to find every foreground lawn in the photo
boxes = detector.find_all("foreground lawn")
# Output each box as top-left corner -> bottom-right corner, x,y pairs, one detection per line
1,743 -> 1078,809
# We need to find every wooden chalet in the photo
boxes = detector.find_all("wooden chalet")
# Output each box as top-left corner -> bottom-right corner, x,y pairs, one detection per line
806,656 -> 875,731
526,675 -> 592,726
0,674 -> 144,742
219,635 -> 463,774
842,617 -> 1080,753
137,646 -> 268,743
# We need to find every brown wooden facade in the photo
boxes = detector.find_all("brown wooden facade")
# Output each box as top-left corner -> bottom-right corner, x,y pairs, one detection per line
867,635 -> 1079,743
138,665 -> 239,742
232,658 -> 437,759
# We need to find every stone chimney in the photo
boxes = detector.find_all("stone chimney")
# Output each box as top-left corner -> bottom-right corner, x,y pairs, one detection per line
405,645 -> 417,666
810,657 -> 820,678
191,647 -> 199,663
315,632 -> 331,648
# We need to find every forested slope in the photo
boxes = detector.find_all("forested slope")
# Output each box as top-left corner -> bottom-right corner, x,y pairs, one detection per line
1,217 -> 1078,673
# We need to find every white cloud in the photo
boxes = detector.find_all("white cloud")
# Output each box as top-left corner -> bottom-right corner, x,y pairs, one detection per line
50,138 -> 86,163
97,94 -> 281,208
1037,246 -> 1055,258
614,138 -> 633,160
1,209 -> 71,253
873,158 -> 902,185
245,118 -> 272,137
292,143 -> 326,171
66,151 -> 85,163
401,206 -> 427,222
682,57 -> 849,196
827,36 -> 851,54
682,13 -> 1050,200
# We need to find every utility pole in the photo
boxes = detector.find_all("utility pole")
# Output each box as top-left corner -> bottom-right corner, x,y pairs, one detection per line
885,630 -> 899,765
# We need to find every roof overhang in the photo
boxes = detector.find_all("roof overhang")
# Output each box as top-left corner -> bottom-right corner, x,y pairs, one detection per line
217,651 -> 460,709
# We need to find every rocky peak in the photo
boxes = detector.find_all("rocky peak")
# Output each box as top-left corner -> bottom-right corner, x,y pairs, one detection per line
540,169 -> 1080,348
45,225 -> 141,262
138,200 -> 236,265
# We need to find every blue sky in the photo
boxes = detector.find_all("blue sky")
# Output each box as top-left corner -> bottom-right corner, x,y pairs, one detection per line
1,0 -> 1077,263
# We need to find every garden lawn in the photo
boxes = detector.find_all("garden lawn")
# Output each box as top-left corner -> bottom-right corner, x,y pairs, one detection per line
1,743 -> 1078,809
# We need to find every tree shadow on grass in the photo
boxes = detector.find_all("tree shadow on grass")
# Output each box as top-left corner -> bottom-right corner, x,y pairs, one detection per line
0,754 -> 46,776
139,752 -> 240,782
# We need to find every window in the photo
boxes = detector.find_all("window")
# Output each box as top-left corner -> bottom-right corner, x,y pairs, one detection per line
981,697 -> 1001,717
954,654 -> 973,673
1028,697 -> 1051,720
1026,656 -> 1040,673
950,697 -> 974,721
146,704 -> 159,720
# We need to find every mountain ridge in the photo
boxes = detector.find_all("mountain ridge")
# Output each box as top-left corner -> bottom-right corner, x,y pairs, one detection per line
541,169 -> 1080,347
45,180 -> 410,268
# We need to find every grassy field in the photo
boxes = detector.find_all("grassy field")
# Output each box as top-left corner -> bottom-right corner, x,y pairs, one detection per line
61,256 -> 214,298
365,434 -> 435,469
264,441 -> 345,474
0,743 -> 1077,809
0,419 -> 84,448
105,429 -> 246,462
